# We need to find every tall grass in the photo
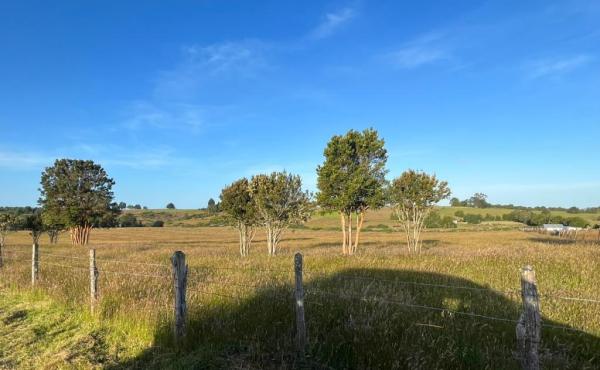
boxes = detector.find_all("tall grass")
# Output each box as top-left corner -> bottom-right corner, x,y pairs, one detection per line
1,227 -> 599,368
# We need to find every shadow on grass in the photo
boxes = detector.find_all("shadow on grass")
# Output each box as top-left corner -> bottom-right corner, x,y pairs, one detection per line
110,269 -> 600,369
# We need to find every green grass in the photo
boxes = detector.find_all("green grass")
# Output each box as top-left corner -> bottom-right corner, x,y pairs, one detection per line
0,289 -> 117,369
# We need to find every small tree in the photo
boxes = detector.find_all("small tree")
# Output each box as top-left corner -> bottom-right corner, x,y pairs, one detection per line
0,214 -> 17,267
316,128 -> 387,255
46,224 -> 64,244
250,172 -> 312,256
20,210 -> 44,245
118,202 -> 127,210
207,198 -> 218,214
166,203 -> 176,209
450,197 -> 461,207
220,178 -> 258,257
39,159 -> 119,245
389,170 -> 451,254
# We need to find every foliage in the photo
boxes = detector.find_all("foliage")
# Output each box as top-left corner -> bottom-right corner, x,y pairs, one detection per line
207,198 -> 219,214
463,214 -> 483,224
119,214 -> 143,227
250,172 -> 312,255
39,159 -> 119,245
424,212 -> 456,229
389,170 -> 451,253
18,209 -> 45,243
118,202 -> 127,209
316,128 -> 387,255
151,220 -> 164,227
220,178 -> 258,257
166,203 -> 176,209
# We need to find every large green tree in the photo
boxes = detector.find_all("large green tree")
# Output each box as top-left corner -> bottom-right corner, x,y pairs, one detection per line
250,172 -> 312,256
220,178 -> 258,257
39,159 -> 118,245
389,170 -> 451,254
316,128 -> 388,255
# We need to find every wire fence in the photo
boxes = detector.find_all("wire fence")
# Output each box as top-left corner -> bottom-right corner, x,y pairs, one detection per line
0,244 -> 598,368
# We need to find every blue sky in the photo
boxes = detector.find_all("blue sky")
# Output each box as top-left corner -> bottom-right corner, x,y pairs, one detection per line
1,0 -> 599,208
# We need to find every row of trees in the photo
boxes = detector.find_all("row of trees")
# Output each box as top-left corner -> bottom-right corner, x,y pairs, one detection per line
220,129 -> 451,256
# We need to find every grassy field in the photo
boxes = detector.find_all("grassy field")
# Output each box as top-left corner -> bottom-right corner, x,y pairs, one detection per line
126,206 -> 600,229
1,218 -> 599,369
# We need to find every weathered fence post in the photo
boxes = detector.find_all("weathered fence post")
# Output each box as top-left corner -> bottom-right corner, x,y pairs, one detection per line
171,251 -> 187,342
294,252 -> 307,354
0,243 -> 3,268
516,265 -> 541,370
89,249 -> 99,314
31,242 -> 39,286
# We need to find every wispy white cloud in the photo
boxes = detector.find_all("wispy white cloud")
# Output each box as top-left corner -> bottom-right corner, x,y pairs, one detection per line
0,150 -> 52,169
155,40 -> 268,98
121,40 -> 268,133
310,7 -> 357,39
122,101 -> 204,132
383,32 -> 451,69
524,54 -> 593,79
0,145 -> 185,171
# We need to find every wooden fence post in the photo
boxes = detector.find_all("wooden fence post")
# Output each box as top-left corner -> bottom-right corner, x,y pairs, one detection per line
31,242 -> 39,286
516,265 -> 541,370
171,251 -> 187,342
89,249 -> 99,314
294,252 -> 307,354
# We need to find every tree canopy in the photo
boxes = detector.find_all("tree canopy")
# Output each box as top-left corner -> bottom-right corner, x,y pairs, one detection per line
220,178 -> 258,257
250,172 -> 312,256
39,159 -> 118,245
316,128 -> 387,255
389,170 -> 451,254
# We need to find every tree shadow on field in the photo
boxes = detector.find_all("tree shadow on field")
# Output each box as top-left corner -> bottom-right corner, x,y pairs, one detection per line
110,269 -> 600,370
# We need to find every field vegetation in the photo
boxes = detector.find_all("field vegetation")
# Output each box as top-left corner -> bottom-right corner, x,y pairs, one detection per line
1,222 -> 599,369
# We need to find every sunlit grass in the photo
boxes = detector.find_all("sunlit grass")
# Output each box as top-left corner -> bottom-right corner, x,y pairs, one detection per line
1,226 -> 599,368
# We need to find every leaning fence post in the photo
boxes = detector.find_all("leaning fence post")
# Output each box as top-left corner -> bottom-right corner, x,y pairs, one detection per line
89,249 -> 99,314
171,251 -> 187,342
31,242 -> 39,286
516,265 -> 541,370
294,252 -> 307,354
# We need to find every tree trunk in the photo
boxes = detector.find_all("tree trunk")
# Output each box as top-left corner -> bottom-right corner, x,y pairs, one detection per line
341,212 -> 347,255
353,211 -> 365,254
70,225 -> 92,246
347,213 -> 353,255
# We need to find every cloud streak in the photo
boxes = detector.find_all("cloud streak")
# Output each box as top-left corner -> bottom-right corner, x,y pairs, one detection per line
383,32 -> 451,69
310,7 -> 357,39
525,54 -> 593,79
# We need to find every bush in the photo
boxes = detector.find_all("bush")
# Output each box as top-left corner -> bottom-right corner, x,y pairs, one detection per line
151,220 -> 164,227
454,210 -> 465,218
424,212 -> 456,228
119,214 -> 143,227
564,217 -> 589,228
463,214 -> 483,224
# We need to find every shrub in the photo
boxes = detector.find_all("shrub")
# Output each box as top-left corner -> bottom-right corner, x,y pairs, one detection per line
463,214 -> 483,224
119,214 -> 143,227
454,210 -> 465,218
424,212 -> 457,228
564,217 -> 589,228
151,220 -> 164,227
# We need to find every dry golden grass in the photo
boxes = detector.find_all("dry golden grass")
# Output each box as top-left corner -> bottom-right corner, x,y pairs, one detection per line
1,225 -> 599,368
